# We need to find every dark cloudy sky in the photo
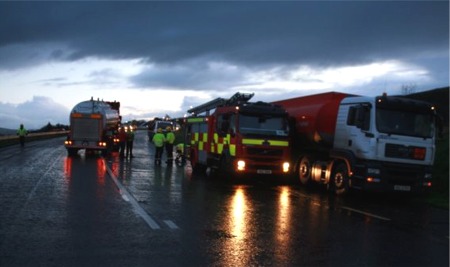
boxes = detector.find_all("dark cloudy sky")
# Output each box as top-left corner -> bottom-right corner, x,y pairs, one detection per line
0,1 -> 448,129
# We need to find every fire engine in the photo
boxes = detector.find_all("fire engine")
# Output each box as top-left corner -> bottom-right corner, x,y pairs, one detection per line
185,92 -> 291,177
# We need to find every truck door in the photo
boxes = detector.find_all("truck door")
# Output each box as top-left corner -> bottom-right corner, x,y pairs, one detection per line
337,103 -> 375,160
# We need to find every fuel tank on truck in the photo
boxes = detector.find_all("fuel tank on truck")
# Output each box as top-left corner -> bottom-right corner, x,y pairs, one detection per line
273,92 -> 354,147
71,99 -> 120,128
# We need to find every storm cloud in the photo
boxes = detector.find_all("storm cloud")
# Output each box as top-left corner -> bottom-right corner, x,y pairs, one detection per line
1,1 -> 447,69
0,1 -> 448,129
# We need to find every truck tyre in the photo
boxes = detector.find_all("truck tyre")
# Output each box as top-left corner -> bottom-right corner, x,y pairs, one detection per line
298,156 -> 312,185
332,163 -> 349,195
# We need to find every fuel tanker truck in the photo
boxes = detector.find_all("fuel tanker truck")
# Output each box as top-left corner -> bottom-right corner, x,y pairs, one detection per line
64,98 -> 121,156
273,91 -> 437,194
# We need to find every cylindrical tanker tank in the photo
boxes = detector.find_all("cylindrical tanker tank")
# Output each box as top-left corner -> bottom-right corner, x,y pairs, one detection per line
273,92 -> 352,147
65,98 -> 121,156
70,99 -> 120,129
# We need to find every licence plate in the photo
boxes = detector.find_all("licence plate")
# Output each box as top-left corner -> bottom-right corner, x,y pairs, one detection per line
257,169 -> 272,174
394,185 -> 411,191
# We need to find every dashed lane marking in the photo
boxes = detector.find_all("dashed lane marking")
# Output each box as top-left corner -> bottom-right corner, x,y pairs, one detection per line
163,220 -> 179,230
341,206 -> 391,221
104,160 -> 161,230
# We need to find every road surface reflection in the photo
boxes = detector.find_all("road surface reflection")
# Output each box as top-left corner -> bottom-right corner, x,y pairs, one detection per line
275,186 -> 293,262
221,186 -> 254,266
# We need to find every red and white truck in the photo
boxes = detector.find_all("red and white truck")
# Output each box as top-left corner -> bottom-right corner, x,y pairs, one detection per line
64,98 -> 121,156
274,91 -> 437,194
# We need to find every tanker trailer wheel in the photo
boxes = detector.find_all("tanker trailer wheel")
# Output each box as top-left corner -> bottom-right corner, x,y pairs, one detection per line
332,163 -> 349,195
298,156 -> 312,185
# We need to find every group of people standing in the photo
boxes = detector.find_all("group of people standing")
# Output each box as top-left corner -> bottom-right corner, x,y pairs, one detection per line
152,126 -> 175,165
117,125 -> 177,165
118,126 -> 135,159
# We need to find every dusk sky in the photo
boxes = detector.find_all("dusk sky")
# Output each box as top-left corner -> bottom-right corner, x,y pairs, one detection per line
0,1 -> 448,129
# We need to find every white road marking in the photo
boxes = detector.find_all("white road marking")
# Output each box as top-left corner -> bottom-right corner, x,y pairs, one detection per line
341,206 -> 391,221
163,220 -> 179,229
25,154 -> 61,204
105,161 -> 161,230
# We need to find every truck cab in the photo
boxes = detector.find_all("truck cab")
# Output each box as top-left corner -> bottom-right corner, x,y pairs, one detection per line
334,94 -> 436,192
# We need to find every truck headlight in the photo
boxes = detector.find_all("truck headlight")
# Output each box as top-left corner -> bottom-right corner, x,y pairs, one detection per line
283,162 -> 290,173
236,160 -> 246,171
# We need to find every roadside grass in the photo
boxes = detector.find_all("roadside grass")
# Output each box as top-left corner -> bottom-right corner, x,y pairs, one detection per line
427,135 -> 449,209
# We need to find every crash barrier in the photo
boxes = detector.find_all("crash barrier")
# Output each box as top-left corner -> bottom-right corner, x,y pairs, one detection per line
0,131 -> 69,148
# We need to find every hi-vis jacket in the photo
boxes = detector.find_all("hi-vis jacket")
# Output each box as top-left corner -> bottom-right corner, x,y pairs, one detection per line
17,127 -> 27,136
152,133 -> 165,147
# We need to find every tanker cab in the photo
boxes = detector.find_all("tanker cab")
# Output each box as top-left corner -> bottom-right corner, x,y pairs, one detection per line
341,96 -> 436,161
335,101 -> 376,160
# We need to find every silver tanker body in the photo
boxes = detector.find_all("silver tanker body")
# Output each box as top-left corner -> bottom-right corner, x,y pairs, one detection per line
65,98 -> 121,156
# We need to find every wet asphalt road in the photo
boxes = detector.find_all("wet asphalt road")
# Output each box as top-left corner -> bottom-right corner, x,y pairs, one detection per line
0,131 -> 448,267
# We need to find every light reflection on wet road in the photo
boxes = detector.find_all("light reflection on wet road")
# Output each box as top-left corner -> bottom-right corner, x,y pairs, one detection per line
0,132 -> 448,267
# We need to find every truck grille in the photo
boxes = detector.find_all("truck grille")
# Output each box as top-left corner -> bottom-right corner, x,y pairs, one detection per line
246,147 -> 284,157
383,162 -> 424,186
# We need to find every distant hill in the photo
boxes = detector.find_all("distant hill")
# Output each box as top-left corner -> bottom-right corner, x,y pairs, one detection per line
404,87 -> 449,127
0,128 -> 16,136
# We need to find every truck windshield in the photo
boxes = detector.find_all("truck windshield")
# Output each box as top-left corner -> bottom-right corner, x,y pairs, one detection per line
239,114 -> 289,137
376,108 -> 434,138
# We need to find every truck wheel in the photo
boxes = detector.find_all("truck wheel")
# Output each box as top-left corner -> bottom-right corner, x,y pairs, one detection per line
332,163 -> 349,195
298,156 -> 312,185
